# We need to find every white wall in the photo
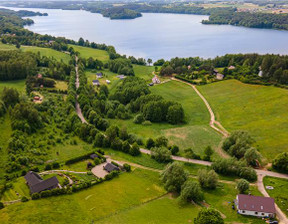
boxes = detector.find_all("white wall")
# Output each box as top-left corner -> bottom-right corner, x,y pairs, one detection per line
238,209 -> 274,218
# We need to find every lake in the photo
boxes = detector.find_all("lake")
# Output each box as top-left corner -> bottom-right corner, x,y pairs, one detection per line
2,6 -> 288,60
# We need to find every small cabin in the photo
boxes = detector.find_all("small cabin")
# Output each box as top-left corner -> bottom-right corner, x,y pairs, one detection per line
96,73 -> 103,78
92,80 -> 100,86
103,163 -> 120,173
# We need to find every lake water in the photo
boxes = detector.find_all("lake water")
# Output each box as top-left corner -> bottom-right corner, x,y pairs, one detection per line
2,6 -> 288,60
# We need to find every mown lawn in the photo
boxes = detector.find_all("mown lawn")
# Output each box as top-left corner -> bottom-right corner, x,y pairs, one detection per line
263,176 -> 288,216
0,43 -> 16,50
0,169 -> 166,224
69,45 -> 109,62
133,65 -> 154,82
110,80 -> 222,156
198,79 -> 288,161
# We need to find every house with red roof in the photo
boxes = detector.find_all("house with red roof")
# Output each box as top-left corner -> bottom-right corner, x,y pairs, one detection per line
236,194 -> 276,218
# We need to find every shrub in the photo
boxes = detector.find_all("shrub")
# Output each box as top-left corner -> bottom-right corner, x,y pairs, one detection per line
52,162 -> 60,169
179,180 -> 203,204
21,196 -> 29,202
237,179 -> 249,194
170,145 -> 179,155
146,138 -> 155,149
111,161 -> 119,167
197,169 -> 218,190
87,171 -> 93,175
105,171 -> 119,180
123,163 -> 131,172
151,147 -> 172,163
65,152 -> 95,165
272,152 -> 288,173
194,207 -> 224,224
133,114 -> 145,124
155,136 -> 168,147
129,143 -> 141,156
94,157 -> 101,165
0,201 -> 4,209
45,164 -> 52,171
122,140 -> 130,153
31,193 -> 40,200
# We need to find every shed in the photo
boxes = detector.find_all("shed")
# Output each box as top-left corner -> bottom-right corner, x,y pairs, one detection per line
96,73 -> 103,78
92,80 -> 100,86
90,153 -> 99,160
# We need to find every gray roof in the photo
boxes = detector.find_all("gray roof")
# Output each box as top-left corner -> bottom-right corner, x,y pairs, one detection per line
25,171 -> 59,194
104,163 -> 120,173
90,153 -> 99,159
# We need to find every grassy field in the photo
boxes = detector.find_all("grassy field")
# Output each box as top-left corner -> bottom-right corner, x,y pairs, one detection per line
198,80 -> 288,161
0,80 -> 26,94
111,80 -> 222,157
1,177 -> 30,201
0,169 -> 166,223
0,43 -> 71,63
69,45 -> 109,62
263,176 -> 288,216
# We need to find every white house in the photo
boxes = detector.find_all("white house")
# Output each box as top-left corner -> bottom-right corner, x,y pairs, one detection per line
152,76 -> 161,84
236,194 -> 276,218
92,80 -> 100,86
106,80 -> 111,84
216,73 -> 224,80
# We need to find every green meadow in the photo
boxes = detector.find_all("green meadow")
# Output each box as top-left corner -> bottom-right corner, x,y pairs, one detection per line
0,80 -> 26,94
198,79 -> 288,160
111,80 -> 222,157
264,176 -> 288,216
69,45 -> 109,62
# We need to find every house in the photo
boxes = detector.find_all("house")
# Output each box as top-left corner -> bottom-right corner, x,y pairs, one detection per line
24,171 -> 59,194
96,73 -> 103,78
235,194 -> 276,218
152,76 -> 161,84
92,80 -> 100,86
116,75 -> 126,79
103,163 -> 120,173
228,65 -> 236,70
106,80 -> 111,84
216,73 -> 224,80
90,153 -> 99,160
37,74 -> 43,79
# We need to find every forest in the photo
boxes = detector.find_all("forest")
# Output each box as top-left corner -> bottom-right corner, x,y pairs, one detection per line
203,11 -> 288,30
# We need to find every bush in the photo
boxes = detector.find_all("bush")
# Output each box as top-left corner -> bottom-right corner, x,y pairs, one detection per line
151,147 -> 172,163
0,201 -> 4,209
129,143 -> 141,156
45,164 -> 52,171
123,163 -> 131,172
105,171 -> 119,180
111,161 -> 119,167
237,179 -> 249,194
133,114 -> 145,124
52,162 -> 60,169
21,196 -> 29,202
94,157 -> 101,165
155,136 -> 168,147
272,152 -> 288,173
179,180 -> 203,204
194,207 -> 224,224
146,138 -> 155,149
142,120 -> 152,126
31,193 -> 40,200
197,169 -> 218,190
170,145 -> 179,155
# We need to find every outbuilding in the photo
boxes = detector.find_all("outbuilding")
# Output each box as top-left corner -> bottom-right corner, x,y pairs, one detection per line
103,163 -> 120,173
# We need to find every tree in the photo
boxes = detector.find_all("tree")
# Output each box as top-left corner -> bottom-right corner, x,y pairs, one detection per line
1,87 -> 19,108
129,142 -> 140,156
105,125 -> 119,142
179,180 -> 203,204
170,145 -> 179,155
237,179 -> 249,194
146,138 -> 155,149
160,162 -> 188,193
147,58 -> 152,66
133,114 -> 145,124
21,196 -> 29,202
194,207 -> 224,224
204,146 -> 214,161
244,147 -> 261,166
151,147 -> 172,163
16,42 -> 21,49
155,136 -> 168,147
272,152 -> 288,173
166,104 -> 184,124
0,201 -> 4,209
94,133 -> 104,147
122,140 -> 130,153
78,37 -> 85,46
198,169 -> 218,190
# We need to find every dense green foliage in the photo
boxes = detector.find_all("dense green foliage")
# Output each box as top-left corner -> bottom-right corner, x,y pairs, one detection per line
237,179 -> 250,194
197,169 -> 218,190
102,7 -> 142,20
179,180 -> 203,204
272,152 -> 288,173
194,207 -> 224,224
203,11 -> 288,30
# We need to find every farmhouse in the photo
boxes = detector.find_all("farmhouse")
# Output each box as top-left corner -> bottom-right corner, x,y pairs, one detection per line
24,171 -> 59,194
235,194 -> 276,218
92,80 -> 100,86
104,163 -> 120,173
96,72 -> 103,78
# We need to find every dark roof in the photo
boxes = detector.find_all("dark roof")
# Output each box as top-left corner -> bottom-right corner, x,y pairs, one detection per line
237,194 -> 276,213
104,163 -> 120,172
25,171 -> 59,194
90,154 -> 99,159
97,73 -> 103,76
92,80 -> 99,83
24,171 -> 43,186
30,176 -> 59,194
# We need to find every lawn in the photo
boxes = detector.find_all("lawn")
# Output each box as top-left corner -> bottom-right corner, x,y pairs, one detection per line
110,80 -> 222,157
198,79 -> 288,161
0,169 -> 166,224
0,43 -> 17,50
22,46 -> 71,64
69,45 -> 109,62
54,81 -> 68,91
1,177 -> 30,201
0,80 -> 26,94
263,176 -> 288,217
133,64 -> 154,82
